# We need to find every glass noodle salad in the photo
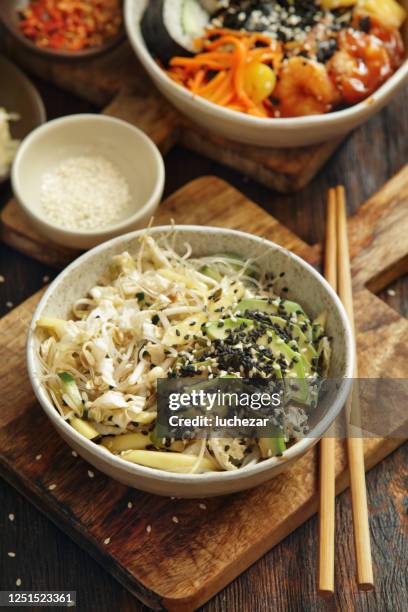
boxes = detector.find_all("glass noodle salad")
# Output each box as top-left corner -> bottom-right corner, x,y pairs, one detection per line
36,232 -> 331,473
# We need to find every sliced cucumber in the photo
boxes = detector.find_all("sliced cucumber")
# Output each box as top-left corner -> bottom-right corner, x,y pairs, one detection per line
181,0 -> 209,39
58,372 -> 83,414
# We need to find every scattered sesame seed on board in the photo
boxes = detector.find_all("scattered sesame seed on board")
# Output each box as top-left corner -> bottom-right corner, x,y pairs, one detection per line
199,503 -> 207,510
387,288 -> 396,297
146,525 -> 152,534
35,454 -> 42,461
104,537 -> 111,545
16,578 -> 21,587
72,450 -> 78,457
7,552 -> 16,558
127,501 -> 133,509
8,513 -> 15,522
172,516 -> 179,524
87,470 -> 94,478
48,484 -> 56,491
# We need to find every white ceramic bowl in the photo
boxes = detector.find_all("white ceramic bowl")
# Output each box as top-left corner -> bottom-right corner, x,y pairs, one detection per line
0,55 -> 46,184
125,0 -> 408,148
27,226 -> 354,498
12,114 -> 165,249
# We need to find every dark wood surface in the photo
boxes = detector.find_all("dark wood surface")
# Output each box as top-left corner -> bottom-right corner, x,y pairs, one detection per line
0,72 -> 407,612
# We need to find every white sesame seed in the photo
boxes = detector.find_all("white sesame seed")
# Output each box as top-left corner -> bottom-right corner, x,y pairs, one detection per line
6,301 -> 13,309
40,156 -> 131,231
87,470 -> 94,478
35,454 -> 42,461
387,289 -> 396,297
8,513 -> 15,522
104,537 -> 111,545
71,451 -> 78,457
127,501 -> 133,509
146,525 -> 152,534
48,484 -> 56,491
7,552 -> 16,558
0,275 -> 5,283
199,503 -> 207,510
42,275 -> 50,283
172,516 -> 179,524
16,578 -> 21,587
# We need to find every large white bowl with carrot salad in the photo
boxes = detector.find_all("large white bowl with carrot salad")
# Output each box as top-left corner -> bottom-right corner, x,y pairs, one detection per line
125,0 -> 408,147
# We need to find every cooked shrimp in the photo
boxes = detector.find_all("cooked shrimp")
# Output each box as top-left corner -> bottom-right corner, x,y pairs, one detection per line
328,29 -> 393,104
370,22 -> 405,69
273,57 -> 340,117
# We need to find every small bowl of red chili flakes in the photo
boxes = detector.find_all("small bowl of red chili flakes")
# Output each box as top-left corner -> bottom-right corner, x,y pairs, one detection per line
0,0 -> 125,61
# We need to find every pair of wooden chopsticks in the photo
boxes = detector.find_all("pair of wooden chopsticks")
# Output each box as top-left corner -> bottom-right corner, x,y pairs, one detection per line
318,186 -> 374,595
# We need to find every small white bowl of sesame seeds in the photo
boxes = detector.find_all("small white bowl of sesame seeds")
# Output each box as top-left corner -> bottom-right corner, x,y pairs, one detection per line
12,114 -> 165,249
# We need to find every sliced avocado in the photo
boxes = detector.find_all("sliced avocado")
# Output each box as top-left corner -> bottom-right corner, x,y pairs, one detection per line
200,265 -> 222,282
216,252 -> 260,278
208,281 -> 246,315
312,311 -> 327,342
256,330 -> 312,404
261,313 -> 316,364
235,298 -> 313,341
259,432 -> 286,459
162,313 -> 207,346
203,317 -> 253,340
256,330 -> 309,376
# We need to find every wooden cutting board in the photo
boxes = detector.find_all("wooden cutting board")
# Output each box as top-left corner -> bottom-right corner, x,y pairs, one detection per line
0,172 -> 407,611
2,35 -> 343,193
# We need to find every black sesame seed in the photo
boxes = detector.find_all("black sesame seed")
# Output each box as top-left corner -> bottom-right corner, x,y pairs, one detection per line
359,16 -> 371,33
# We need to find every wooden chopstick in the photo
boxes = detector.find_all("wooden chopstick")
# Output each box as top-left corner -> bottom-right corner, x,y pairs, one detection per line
336,185 -> 374,591
318,188 -> 337,596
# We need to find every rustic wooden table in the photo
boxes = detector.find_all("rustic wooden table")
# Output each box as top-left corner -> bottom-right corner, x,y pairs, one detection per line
0,75 -> 407,612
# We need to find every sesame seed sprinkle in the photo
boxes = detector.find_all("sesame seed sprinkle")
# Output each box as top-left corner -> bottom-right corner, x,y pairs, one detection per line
8,552 -> 16,558
8,513 -> 15,522
127,501 -> 133,509
146,525 -> 152,534
35,454 -> 42,461
104,537 -> 111,545
172,516 -> 179,524
16,578 -> 22,587
199,503 -> 207,510
87,470 -> 95,478
48,484 -> 56,491
72,450 -> 78,457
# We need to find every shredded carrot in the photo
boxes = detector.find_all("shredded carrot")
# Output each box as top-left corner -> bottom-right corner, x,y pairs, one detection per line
166,29 -> 282,117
